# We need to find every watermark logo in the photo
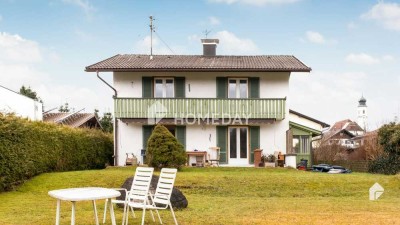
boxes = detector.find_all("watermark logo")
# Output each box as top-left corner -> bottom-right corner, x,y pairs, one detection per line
369,182 -> 384,200
146,100 -> 252,125
147,101 -> 167,125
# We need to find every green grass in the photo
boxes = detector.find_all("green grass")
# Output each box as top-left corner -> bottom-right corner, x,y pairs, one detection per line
0,167 -> 399,225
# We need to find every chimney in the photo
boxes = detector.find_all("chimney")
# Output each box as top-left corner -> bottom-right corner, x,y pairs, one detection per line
201,39 -> 219,56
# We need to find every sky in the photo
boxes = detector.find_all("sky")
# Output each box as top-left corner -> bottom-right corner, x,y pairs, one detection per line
0,0 -> 399,130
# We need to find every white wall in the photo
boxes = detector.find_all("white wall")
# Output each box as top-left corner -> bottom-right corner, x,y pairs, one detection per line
289,113 -> 324,132
117,121 -> 143,166
0,86 -> 43,121
113,71 -> 291,166
260,121 -> 288,156
186,125 -> 217,165
113,71 -> 291,99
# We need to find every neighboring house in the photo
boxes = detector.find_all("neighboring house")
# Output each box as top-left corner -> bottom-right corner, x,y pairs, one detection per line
288,109 -> 330,164
85,39 -> 311,166
0,85 -> 43,121
43,109 -> 101,129
324,119 -> 365,149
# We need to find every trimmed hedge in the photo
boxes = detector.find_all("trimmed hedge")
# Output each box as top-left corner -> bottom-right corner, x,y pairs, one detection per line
0,113 -> 113,192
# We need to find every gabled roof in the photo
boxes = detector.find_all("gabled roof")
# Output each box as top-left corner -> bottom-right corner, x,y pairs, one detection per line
323,128 -> 355,140
43,112 -> 101,129
331,119 -> 364,132
85,54 -> 311,72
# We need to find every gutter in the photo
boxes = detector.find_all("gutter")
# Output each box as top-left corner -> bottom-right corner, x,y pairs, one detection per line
96,71 -> 119,166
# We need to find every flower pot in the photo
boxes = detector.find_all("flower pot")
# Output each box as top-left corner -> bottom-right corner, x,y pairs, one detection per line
265,162 -> 276,167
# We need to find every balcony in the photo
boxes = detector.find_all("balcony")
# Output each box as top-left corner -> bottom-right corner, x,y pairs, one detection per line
114,98 -> 286,120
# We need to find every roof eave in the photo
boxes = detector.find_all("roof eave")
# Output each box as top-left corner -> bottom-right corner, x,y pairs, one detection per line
85,68 -> 311,73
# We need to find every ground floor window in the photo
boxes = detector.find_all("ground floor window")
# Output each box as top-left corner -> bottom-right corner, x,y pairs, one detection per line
293,135 -> 310,154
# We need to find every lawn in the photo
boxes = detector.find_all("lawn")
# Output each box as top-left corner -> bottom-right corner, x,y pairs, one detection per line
0,167 -> 399,225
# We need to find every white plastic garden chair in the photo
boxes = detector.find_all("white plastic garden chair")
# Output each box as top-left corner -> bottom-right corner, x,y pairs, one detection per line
103,167 -> 154,225
127,168 -> 179,225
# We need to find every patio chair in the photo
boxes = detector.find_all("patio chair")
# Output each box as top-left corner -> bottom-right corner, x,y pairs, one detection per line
103,167 -> 154,225
127,168 -> 179,225
208,147 -> 220,167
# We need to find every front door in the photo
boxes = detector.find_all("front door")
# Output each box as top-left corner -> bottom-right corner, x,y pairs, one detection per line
228,127 -> 248,165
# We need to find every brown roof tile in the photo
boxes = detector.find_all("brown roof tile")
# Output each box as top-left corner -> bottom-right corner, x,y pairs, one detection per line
85,54 -> 311,72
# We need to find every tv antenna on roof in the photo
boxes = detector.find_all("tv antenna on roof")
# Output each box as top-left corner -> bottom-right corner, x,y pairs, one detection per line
149,16 -> 155,57
203,29 -> 212,38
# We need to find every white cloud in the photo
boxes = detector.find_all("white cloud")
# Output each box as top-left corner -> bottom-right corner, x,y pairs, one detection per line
188,34 -> 201,42
0,32 -> 109,114
345,53 -> 380,65
290,71 -> 368,127
209,0 -> 300,6
305,31 -> 325,44
209,16 -> 221,25
134,35 -> 185,55
362,2 -> 400,31
62,0 -> 95,17
215,30 -> 259,55
0,32 -> 42,63
347,21 -> 357,30
382,54 -> 395,61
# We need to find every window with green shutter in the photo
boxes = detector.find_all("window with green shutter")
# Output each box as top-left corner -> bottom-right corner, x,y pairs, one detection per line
248,77 -> 260,98
175,126 -> 186,149
217,126 -> 228,163
216,77 -> 227,99
249,126 -> 260,164
142,125 -> 154,149
175,77 -> 185,98
142,77 -> 154,98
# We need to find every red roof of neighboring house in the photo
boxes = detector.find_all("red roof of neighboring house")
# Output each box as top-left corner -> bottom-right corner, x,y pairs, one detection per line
43,112 -> 101,129
331,119 -> 364,132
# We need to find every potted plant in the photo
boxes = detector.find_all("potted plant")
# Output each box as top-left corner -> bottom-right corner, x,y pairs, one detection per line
264,154 -> 276,167
259,154 -> 266,167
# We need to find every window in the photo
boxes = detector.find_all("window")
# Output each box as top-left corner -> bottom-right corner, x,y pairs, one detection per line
228,78 -> 248,98
293,135 -> 310,154
154,78 -> 174,98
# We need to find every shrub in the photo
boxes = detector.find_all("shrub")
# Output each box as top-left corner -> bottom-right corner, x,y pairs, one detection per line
368,123 -> 400,175
146,124 -> 186,169
0,113 -> 113,192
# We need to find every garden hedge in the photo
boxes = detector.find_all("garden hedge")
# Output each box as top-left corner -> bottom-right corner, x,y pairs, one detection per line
0,113 -> 113,192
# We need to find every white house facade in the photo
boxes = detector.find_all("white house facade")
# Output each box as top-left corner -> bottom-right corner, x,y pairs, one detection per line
86,39 -> 311,166
0,85 -> 43,121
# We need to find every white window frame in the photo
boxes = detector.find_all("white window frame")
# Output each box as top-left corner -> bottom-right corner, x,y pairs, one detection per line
228,78 -> 248,99
154,77 -> 175,98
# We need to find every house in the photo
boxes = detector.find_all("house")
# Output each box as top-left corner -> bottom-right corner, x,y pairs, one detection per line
43,109 -> 101,129
288,109 -> 330,164
85,39 -> 311,166
0,85 -> 43,121
324,119 -> 365,149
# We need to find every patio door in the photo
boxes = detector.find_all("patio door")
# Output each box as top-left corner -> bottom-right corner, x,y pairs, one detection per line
228,127 -> 248,165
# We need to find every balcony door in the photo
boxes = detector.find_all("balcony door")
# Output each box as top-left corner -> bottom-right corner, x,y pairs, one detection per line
228,78 -> 248,99
228,127 -> 248,165
154,78 -> 174,98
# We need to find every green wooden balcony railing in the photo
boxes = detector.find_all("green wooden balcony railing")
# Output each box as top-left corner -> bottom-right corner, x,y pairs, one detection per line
114,98 -> 286,120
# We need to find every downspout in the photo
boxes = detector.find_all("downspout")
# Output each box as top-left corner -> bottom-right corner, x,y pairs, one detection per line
97,71 -> 119,166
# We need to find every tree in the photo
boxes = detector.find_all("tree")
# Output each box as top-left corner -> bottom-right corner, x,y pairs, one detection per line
19,85 -> 41,102
59,102 -> 70,112
368,122 -> 400,174
146,124 -> 186,169
95,109 -> 113,133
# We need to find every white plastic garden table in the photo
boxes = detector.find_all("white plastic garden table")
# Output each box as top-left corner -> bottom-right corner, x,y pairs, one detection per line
48,187 -> 121,225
